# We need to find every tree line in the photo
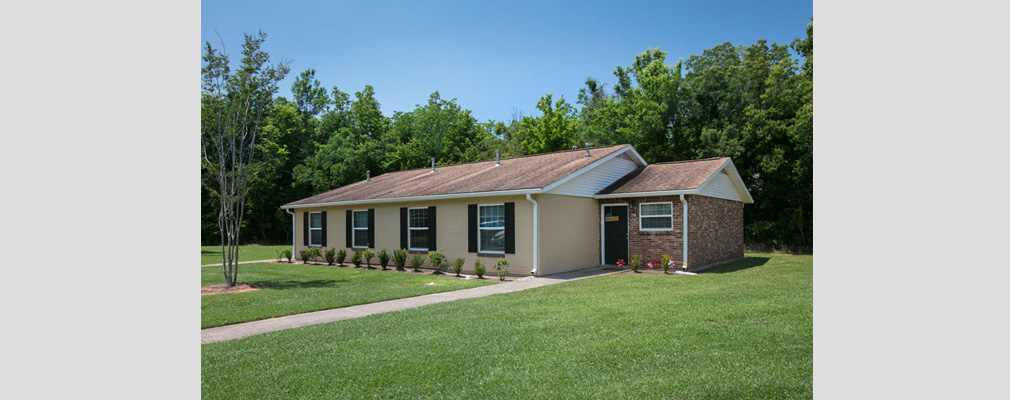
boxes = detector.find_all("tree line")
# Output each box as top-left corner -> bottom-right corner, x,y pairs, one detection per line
202,21 -> 813,249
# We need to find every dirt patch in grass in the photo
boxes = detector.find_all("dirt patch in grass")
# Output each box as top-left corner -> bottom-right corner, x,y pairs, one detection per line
202,284 -> 264,296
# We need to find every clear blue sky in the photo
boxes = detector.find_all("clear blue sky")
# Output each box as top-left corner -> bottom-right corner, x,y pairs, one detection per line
201,0 -> 812,122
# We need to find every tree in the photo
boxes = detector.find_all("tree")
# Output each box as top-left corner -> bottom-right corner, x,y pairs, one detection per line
519,94 -> 578,154
202,31 -> 290,287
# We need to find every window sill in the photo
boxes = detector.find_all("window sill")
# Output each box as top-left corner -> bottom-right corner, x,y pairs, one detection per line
476,252 -> 506,257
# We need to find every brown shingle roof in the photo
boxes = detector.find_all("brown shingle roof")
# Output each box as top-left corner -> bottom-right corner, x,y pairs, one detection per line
284,144 -> 632,207
596,157 -> 729,195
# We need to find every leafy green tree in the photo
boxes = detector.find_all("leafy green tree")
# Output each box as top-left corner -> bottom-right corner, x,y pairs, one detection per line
201,31 -> 290,287
520,94 -> 578,154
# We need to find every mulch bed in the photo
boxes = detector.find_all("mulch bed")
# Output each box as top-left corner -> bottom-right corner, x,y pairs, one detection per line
201,283 -> 264,296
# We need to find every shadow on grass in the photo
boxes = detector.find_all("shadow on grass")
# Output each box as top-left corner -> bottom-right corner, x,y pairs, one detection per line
202,250 -> 219,255
252,279 -> 349,290
706,256 -> 771,274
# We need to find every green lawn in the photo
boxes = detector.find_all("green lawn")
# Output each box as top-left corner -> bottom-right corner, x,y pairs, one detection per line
202,263 -> 497,328
201,244 -> 289,265
202,253 -> 813,399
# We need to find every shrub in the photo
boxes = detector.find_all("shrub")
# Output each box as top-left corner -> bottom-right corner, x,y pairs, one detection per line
660,254 -> 671,274
393,248 -> 408,271
336,248 -> 347,266
362,249 -> 375,269
428,250 -> 446,274
324,248 -> 337,265
351,249 -> 363,268
474,259 -> 486,279
630,254 -> 641,273
495,258 -> 510,281
277,248 -> 293,263
300,247 -> 321,264
410,254 -> 426,272
377,246 -> 391,270
452,257 -> 465,277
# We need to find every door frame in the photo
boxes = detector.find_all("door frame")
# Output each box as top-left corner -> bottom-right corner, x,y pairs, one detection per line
600,203 -> 629,265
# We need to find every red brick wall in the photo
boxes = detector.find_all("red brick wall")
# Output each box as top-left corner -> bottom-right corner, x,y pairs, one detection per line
687,195 -> 744,269
600,195 -> 744,270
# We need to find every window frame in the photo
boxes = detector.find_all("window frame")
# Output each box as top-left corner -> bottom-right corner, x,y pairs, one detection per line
351,209 -> 369,248
639,201 -> 674,232
407,207 -> 429,251
477,203 -> 506,254
308,211 -> 323,247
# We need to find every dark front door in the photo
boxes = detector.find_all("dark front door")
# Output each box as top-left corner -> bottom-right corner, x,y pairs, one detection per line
603,205 -> 628,265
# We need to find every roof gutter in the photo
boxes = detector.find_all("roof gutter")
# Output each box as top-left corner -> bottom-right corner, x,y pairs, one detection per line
526,193 -> 539,275
680,194 -> 688,270
282,188 -> 543,209
594,189 -> 698,199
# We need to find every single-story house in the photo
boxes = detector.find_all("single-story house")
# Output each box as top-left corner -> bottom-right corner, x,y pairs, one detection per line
281,144 -> 753,275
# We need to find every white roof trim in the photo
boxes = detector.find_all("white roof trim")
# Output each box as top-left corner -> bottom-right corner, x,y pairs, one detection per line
541,145 -> 647,193
282,188 -> 542,209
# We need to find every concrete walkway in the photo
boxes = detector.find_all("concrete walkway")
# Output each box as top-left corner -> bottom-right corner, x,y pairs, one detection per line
201,259 -> 277,267
201,268 -> 618,344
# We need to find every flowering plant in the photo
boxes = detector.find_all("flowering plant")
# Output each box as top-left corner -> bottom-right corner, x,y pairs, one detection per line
630,254 -> 641,273
648,258 -> 659,269
661,254 -> 672,274
616,259 -> 625,269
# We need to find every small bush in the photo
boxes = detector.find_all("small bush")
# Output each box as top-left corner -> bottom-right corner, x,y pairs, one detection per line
495,258 -> 510,281
393,248 -> 408,271
299,247 -> 322,264
324,248 -> 337,265
276,248 -> 293,263
452,257 -> 465,277
377,246 -> 391,270
410,254 -> 426,272
428,250 -> 446,274
660,254 -> 671,274
474,259 -> 486,279
336,248 -> 347,266
351,249 -> 363,268
362,249 -> 375,269
630,254 -> 641,273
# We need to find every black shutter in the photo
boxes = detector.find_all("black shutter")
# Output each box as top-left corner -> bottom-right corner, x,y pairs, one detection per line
400,207 -> 408,250
504,202 -> 515,254
468,204 -> 478,253
428,206 -> 437,251
345,210 -> 352,248
303,212 -> 309,246
320,211 -> 327,247
367,209 -> 375,248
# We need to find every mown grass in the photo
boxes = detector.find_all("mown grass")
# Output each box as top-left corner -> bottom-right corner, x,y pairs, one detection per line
201,263 -> 497,328
201,244 -> 290,265
202,253 -> 812,399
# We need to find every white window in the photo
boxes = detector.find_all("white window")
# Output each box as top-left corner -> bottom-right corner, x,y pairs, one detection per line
408,207 -> 429,251
309,212 -> 323,246
640,202 -> 673,231
478,204 -> 505,253
352,210 -> 369,248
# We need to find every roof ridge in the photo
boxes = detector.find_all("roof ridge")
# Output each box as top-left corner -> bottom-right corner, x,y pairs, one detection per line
650,157 -> 728,165
371,144 -> 630,178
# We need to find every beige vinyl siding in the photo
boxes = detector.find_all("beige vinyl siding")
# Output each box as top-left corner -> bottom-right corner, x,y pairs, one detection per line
294,195 -> 534,274
536,194 -> 601,275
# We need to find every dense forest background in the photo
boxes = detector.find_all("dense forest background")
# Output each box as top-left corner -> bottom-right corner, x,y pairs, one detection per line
202,22 -> 813,250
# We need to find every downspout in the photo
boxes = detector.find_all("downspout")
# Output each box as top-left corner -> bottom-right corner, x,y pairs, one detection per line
285,208 -> 295,259
526,194 -> 539,274
680,194 -> 688,271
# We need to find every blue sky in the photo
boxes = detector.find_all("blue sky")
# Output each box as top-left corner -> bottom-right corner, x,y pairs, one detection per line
201,0 -> 812,122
